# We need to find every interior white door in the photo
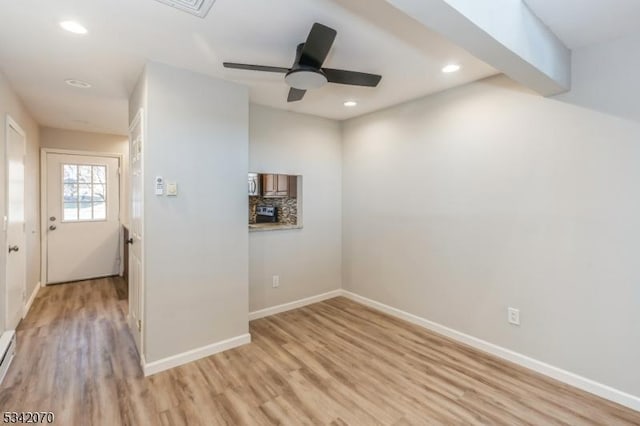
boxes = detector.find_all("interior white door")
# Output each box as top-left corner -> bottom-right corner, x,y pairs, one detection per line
46,153 -> 120,284
128,111 -> 143,352
5,118 -> 26,330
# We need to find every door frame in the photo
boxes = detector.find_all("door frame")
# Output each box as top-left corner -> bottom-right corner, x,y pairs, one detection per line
5,114 -> 26,327
40,148 -> 123,286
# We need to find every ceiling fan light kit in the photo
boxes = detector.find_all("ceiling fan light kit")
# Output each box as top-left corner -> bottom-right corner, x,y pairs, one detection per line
223,22 -> 382,102
284,68 -> 328,90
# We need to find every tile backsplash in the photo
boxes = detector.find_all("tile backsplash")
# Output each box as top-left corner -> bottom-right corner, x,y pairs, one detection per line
249,196 -> 298,225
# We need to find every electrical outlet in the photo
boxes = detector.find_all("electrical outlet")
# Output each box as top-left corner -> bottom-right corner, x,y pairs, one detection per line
508,307 -> 520,326
272,275 -> 280,288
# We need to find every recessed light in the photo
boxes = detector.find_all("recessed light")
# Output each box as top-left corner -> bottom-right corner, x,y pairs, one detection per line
59,20 -> 88,35
65,79 -> 92,89
344,100 -> 358,107
442,64 -> 461,73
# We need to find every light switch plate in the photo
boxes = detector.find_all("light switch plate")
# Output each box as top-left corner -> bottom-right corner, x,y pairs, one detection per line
166,183 -> 178,196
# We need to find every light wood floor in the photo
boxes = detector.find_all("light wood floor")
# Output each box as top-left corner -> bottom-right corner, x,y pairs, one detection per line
1,278 -> 638,425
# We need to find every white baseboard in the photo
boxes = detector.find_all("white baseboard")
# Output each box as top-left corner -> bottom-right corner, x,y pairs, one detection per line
142,333 -> 251,376
341,290 -> 640,412
248,289 -> 343,321
23,282 -> 41,317
0,331 -> 16,386
136,288 -> 640,411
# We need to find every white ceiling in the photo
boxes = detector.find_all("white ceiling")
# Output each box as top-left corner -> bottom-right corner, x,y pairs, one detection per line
525,0 -> 640,49
0,0 -> 497,135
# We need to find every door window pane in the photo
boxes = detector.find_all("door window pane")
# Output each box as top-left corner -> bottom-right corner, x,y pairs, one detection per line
79,203 -> 92,220
92,184 -> 106,202
61,163 -> 109,222
93,166 -> 106,184
63,184 -> 78,201
63,165 -> 77,183
78,184 -> 92,202
78,165 -> 92,183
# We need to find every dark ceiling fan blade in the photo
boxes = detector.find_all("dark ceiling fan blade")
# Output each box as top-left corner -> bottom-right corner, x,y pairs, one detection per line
223,62 -> 290,73
287,88 -> 306,102
322,68 -> 382,87
299,23 -> 337,68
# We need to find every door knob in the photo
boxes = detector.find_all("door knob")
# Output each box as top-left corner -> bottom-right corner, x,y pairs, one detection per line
126,238 -> 134,245
49,225 -> 57,231
8,245 -> 19,253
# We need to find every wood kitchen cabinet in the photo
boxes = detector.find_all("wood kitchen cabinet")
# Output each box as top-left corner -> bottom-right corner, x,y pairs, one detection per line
262,174 -> 295,197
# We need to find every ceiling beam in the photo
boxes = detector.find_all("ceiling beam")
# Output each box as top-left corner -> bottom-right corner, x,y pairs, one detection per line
385,0 -> 571,96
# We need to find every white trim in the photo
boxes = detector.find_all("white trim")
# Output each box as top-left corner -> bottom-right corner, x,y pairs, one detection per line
40,148 -> 122,158
39,151 -> 46,288
23,281 -> 40,317
40,148 -> 123,286
5,115 -> 26,139
46,273 -> 119,285
140,352 -> 146,371
127,108 -> 145,365
5,115 -> 27,330
142,333 -> 251,376
248,289 -> 343,321
341,290 -> 640,412
0,331 -> 16,385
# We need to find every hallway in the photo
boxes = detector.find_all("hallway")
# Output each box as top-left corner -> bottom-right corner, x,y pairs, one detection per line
0,278 -> 141,424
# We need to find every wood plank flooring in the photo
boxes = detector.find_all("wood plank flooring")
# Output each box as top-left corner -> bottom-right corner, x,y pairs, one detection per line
1,277 -> 638,425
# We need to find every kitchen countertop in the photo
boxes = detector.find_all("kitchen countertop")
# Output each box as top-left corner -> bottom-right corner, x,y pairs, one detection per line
249,223 -> 303,232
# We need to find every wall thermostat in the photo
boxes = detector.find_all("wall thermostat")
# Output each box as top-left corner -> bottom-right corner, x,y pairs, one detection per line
155,176 -> 164,195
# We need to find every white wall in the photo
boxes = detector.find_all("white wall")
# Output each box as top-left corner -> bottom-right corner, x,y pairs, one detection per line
0,71 -> 40,331
249,105 -> 342,312
40,127 -> 128,153
342,74 -> 640,397
555,32 -> 640,123
40,127 -> 129,225
134,62 -> 250,363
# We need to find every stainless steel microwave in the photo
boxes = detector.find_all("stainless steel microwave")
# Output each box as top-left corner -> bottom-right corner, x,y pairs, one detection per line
248,173 -> 260,196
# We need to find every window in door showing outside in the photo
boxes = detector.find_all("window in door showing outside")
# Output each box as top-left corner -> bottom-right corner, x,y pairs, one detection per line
63,164 -> 107,221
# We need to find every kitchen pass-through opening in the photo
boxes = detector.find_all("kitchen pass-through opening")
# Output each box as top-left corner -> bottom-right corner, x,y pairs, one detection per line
248,173 -> 302,231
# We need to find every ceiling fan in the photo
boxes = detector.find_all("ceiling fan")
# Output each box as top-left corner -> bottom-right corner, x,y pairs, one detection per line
223,23 -> 382,102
